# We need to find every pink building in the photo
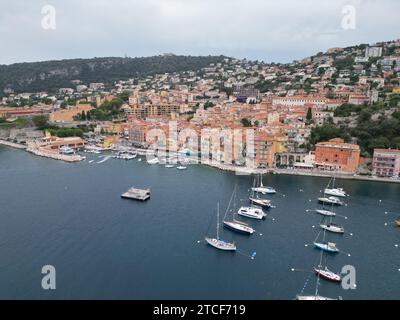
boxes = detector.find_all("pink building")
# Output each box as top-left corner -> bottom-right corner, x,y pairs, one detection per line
372,149 -> 400,177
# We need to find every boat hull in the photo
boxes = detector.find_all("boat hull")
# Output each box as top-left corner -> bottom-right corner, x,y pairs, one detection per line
296,295 -> 335,300
314,242 -> 339,253
315,269 -> 342,283
205,238 -> 236,251
249,198 -> 271,208
252,187 -> 276,194
315,209 -> 336,217
320,224 -> 344,234
324,188 -> 348,198
237,207 -> 266,220
318,198 -> 343,206
223,221 -> 254,235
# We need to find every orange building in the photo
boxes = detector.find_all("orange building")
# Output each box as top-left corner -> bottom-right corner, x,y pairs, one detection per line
254,131 -> 276,168
315,138 -> 360,173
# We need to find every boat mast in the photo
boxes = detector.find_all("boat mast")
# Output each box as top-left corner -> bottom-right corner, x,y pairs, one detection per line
217,202 -> 220,240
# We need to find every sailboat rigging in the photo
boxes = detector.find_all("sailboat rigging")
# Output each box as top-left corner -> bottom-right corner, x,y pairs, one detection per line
205,203 -> 237,251
223,185 -> 255,235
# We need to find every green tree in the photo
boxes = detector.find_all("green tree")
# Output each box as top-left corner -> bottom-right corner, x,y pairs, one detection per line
306,107 -> 313,122
241,118 -> 251,127
32,115 -> 49,129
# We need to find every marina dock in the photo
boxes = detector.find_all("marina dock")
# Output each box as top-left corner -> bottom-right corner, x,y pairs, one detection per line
121,187 -> 151,201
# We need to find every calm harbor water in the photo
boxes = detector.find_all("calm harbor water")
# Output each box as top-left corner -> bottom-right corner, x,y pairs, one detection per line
0,146 -> 399,300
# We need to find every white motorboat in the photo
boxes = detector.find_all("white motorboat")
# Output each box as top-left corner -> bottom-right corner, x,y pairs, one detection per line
325,188 -> 348,198
147,157 -> 159,165
318,196 -> 344,206
237,206 -> 266,220
59,146 -> 75,155
315,209 -> 336,217
165,164 -> 175,168
320,223 -> 344,234
177,166 -> 187,170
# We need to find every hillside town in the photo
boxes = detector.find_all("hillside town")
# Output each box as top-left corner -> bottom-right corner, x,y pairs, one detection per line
1,39 -> 400,180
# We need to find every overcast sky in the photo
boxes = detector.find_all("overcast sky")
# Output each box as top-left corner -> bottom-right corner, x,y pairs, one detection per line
1,0 -> 399,65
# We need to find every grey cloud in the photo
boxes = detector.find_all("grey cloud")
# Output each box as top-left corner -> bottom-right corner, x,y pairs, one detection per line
0,0 -> 399,65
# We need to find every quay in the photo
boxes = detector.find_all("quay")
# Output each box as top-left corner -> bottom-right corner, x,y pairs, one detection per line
26,146 -> 85,163
121,187 -> 151,201
0,139 -> 27,150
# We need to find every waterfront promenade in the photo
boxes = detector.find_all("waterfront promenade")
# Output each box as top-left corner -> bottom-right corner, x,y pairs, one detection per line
1,141 -> 399,183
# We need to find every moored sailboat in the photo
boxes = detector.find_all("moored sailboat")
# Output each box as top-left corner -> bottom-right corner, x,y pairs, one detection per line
318,196 -> 344,206
320,223 -> 344,234
324,176 -> 349,198
205,203 -> 237,251
314,241 -> 339,253
251,174 -> 276,194
314,266 -> 342,283
223,186 -> 255,235
315,209 -> 336,217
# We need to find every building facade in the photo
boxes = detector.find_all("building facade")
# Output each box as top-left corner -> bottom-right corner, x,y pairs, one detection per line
372,149 -> 400,177
314,138 -> 360,173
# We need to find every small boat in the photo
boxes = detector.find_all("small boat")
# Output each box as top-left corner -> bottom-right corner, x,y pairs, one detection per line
223,186 -> 255,235
205,238 -> 237,251
314,241 -> 339,253
320,223 -> 344,234
237,206 -> 266,220
325,188 -> 348,198
114,152 -> 137,160
249,177 -> 272,208
165,164 -> 175,168
314,266 -> 342,283
318,196 -> 344,206
324,176 -> 349,198
59,146 -> 75,155
395,217 -> 400,227
296,295 -> 336,300
249,198 -> 271,208
252,174 -> 276,194
315,209 -> 336,217
147,157 -> 159,165
205,203 -> 236,251
223,220 -> 254,235
138,158 -> 142,162
177,166 -> 187,170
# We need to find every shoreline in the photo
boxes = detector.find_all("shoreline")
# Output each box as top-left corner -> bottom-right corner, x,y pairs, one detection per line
0,139 -> 84,163
1,141 -> 399,184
